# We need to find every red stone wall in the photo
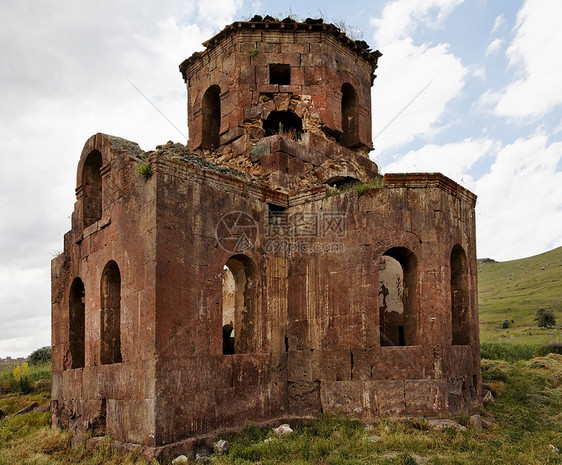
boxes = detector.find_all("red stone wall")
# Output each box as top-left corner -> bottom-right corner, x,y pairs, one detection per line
52,135 -> 481,452
51,134 -> 159,445
53,21 -> 480,454
182,28 -> 375,154
284,174 -> 481,418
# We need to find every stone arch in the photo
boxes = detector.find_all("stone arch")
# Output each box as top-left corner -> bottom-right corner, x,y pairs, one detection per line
202,85 -> 221,150
82,150 -> 102,228
222,255 -> 259,354
340,83 -> 359,148
379,247 -> 419,346
263,110 -> 302,139
100,260 -> 122,364
68,277 -> 85,369
451,244 -> 470,345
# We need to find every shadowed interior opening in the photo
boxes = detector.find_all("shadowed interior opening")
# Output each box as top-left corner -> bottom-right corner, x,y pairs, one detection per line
379,247 -> 419,347
68,277 -> 85,369
451,244 -> 470,345
202,85 -> 221,150
82,150 -> 102,228
222,255 -> 259,354
100,260 -> 122,364
263,110 -> 302,139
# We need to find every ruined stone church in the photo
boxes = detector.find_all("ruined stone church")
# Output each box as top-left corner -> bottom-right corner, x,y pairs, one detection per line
51,16 -> 481,458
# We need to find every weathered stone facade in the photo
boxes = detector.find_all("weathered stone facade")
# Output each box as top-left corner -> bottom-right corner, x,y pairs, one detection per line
52,16 -> 481,459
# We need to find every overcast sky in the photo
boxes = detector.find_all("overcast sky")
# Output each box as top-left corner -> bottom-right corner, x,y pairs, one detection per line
1,0 -> 560,357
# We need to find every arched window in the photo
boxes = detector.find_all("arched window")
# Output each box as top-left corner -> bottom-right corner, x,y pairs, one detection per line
340,83 -> 359,148
263,110 -> 302,139
451,245 -> 470,345
82,150 -> 102,228
68,277 -> 85,369
379,247 -> 419,346
100,261 -> 122,364
222,255 -> 259,354
202,85 -> 221,150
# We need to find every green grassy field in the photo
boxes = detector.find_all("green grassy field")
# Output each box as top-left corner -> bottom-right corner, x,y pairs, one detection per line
478,246 -> 562,345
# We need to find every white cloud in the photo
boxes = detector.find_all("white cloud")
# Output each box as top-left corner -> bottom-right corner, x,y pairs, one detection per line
371,38 -> 467,152
198,0 -> 243,29
485,38 -> 504,56
382,138 -> 496,185
0,0 -> 243,357
475,134 -> 562,260
371,0 -> 464,46
470,65 -> 486,80
491,14 -> 505,34
495,0 -> 562,117
369,0 -> 467,153
0,268 -> 51,358
382,134 -> 562,261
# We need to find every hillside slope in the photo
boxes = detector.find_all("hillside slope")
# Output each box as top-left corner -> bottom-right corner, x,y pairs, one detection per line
478,246 -> 562,342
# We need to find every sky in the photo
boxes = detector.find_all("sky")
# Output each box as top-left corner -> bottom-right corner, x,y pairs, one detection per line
0,0 -> 561,357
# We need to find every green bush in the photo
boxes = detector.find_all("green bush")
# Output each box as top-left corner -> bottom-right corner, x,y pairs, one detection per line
535,341 -> 562,356
480,342 -> 538,362
501,319 -> 511,329
137,161 -> 152,180
12,362 -> 32,394
0,362 -> 50,394
28,346 -> 51,365
534,308 -> 556,328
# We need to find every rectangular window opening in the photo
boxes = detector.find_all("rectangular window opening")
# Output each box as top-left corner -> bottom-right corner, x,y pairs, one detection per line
270,64 -> 291,85
398,326 -> 405,346
268,203 -> 287,225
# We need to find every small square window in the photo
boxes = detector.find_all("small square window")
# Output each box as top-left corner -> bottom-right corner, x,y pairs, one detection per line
270,64 -> 291,85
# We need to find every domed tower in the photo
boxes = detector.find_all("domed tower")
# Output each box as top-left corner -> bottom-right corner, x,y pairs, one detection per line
52,16 -> 481,459
180,16 -> 382,179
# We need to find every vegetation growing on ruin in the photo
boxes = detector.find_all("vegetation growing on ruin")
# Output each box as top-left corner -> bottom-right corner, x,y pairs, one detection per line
246,47 -> 259,58
137,161 -> 153,180
326,178 -> 385,197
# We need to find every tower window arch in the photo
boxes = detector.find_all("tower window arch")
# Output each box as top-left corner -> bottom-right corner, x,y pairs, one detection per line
379,247 -> 419,346
222,255 -> 259,354
451,245 -> 470,345
82,150 -> 102,228
202,85 -> 221,150
100,260 -> 122,364
263,110 -> 302,139
68,277 -> 85,369
340,83 -> 359,148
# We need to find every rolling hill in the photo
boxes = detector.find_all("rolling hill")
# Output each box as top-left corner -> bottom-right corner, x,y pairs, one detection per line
478,246 -> 562,343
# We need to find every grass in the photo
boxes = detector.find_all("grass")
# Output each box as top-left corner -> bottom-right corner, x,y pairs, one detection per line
2,351 -> 560,464
0,362 -> 51,394
326,178 -> 384,197
209,353 -> 562,463
0,363 -> 154,465
1,357 -> 561,465
478,246 -> 562,345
